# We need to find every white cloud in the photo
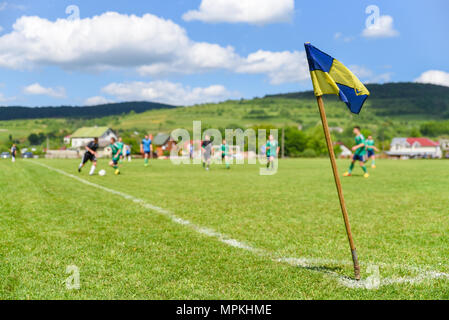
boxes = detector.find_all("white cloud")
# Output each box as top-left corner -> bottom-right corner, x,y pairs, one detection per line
414,70 -> 449,87
0,12 -> 192,70
182,0 -> 294,25
23,83 -> 66,98
365,72 -> 393,84
0,12 -> 309,84
0,92 -> 15,103
349,65 -> 373,79
362,15 -> 399,38
0,2 -> 26,11
84,96 -> 112,106
334,32 -> 354,43
137,42 -> 240,76
138,47 -> 309,85
102,81 -> 238,106
236,50 -> 309,84
348,65 -> 392,84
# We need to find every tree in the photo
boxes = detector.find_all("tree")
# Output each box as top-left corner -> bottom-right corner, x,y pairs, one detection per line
28,133 -> 40,145
284,127 -> 307,157
305,126 -> 328,156
28,132 -> 46,145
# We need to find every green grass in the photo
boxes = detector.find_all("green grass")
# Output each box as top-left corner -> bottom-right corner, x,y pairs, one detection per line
0,158 -> 448,299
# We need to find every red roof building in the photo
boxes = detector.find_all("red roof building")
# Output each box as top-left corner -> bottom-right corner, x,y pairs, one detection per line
388,137 -> 442,159
406,138 -> 439,147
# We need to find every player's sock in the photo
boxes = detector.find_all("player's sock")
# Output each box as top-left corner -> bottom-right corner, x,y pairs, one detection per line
372,159 -> 375,166
266,161 -> 270,168
78,163 -> 83,172
348,163 -> 354,173
362,165 -> 367,173
89,165 -> 96,175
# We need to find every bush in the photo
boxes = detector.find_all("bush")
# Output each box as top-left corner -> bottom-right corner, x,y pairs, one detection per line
122,137 -> 140,154
300,148 -> 317,158
420,120 -> 449,137
284,127 -> 307,157
28,133 -> 46,145
305,126 -> 328,156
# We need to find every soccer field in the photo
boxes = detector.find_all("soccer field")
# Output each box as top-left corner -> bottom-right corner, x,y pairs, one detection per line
1,158 -> 448,300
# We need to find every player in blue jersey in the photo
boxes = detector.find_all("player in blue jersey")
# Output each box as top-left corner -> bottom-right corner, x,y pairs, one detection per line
125,144 -> 132,162
140,134 -> 153,167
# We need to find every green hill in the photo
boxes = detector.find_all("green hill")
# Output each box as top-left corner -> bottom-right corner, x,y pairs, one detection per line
113,83 -> 449,137
1,82 -> 449,155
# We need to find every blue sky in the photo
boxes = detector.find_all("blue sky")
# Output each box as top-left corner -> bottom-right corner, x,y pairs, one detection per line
0,0 -> 448,107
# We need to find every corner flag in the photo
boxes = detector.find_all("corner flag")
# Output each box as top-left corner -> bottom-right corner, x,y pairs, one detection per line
305,42 -> 364,280
304,43 -> 370,114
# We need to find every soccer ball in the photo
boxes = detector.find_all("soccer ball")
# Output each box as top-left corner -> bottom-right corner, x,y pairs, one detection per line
99,169 -> 106,176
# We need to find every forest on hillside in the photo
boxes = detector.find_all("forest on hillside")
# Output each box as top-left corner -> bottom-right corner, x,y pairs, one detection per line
0,101 -> 175,121
267,83 -> 449,118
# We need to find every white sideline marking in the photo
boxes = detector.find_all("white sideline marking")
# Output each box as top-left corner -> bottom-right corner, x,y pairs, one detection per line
30,161 -> 449,289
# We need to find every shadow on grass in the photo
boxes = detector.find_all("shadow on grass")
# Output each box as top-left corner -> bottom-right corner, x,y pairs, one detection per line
291,263 -> 354,281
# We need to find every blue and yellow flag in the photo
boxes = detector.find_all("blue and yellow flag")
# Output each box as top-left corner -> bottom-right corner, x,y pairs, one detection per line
304,43 -> 370,114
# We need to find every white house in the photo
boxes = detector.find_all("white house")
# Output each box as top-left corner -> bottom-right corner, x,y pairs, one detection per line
387,137 -> 442,159
330,127 -> 344,134
70,127 -> 117,150
336,142 -> 352,158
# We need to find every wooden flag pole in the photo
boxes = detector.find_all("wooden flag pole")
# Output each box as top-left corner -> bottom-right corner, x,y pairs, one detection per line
316,95 -> 361,280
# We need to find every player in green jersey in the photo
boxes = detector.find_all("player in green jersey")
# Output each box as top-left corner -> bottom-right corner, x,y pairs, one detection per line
365,135 -> 379,169
344,126 -> 369,178
117,137 -> 125,164
266,135 -> 279,170
109,137 -> 121,175
220,139 -> 230,169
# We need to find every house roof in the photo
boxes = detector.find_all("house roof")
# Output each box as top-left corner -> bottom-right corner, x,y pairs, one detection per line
406,138 -> 439,147
71,127 -> 110,138
153,133 -> 170,146
391,137 -> 439,147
